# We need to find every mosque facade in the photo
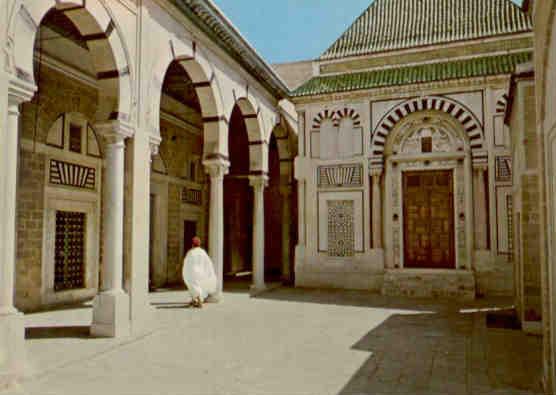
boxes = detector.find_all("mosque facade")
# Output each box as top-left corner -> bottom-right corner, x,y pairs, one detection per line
2,0 -> 556,393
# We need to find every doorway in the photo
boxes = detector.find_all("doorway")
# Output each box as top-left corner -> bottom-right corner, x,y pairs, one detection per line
403,170 -> 455,269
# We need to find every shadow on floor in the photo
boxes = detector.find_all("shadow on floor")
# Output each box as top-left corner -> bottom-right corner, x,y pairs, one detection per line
255,286 -> 512,313
25,325 -> 91,339
337,311 -> 543,395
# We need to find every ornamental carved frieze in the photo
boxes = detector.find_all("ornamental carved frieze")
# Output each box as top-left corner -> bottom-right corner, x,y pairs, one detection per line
317,164 -> 363,188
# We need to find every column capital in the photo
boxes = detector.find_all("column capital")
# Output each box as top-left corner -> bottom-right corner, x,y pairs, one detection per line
203,157 -> 230,179
148,135 -> 162,157
249,174 -> 269,188
8,77 -> 36,107
95,120 -> 134,145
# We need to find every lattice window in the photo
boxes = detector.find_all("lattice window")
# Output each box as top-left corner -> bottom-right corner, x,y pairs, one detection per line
182,187 -> 203,205
421,136 -> 432,153
54,211 -> 86,292
327,200 -> 355,257
69,123 -> 82,153
507,196 -> 514,262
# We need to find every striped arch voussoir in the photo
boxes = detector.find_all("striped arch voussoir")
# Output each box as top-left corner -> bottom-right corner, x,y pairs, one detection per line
312,109 -> 339,129
335,107 -> 361,127
312,107 -> 361,130
496,94 -> 509,114
371,96 -> 483,156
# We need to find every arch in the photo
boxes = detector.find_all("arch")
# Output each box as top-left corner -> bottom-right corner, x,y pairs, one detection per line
148,38 -> 225,158
335,107 -> 362,128
270,121 -> 297,162
312,109 -> 340,129
46,112 -> 103,157
384,111 -> 468,156
496,94 -> 509,114
371,96 -> 484,157
230,97 -> 266,173
8,0 -> 133,122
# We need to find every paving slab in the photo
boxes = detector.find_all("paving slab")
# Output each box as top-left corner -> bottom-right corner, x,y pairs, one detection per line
0,287 -> 544,395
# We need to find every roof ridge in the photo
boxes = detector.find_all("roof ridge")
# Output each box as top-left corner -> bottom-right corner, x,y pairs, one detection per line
320,0 -> 532,60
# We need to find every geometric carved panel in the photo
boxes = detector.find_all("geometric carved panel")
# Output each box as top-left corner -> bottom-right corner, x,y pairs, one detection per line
54,211 -> 86,292
495,156 -> 512,182
318,164 -> 363,188
49,159 -> 96,190
327,200 -> 355,257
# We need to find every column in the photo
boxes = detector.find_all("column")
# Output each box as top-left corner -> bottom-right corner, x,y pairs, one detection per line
473,166 -> 488,250
249,175 -> 268,292
0,99 -> 25,390
280,185 -> 292,283
204,158 -> 229,296
294,156 -> 306,266
127,133 -> 159,335
0,79 -> 35,390
371,172 -> 383,249
91,122 -> 132,338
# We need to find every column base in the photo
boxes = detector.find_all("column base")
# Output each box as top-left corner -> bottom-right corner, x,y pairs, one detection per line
0,309 -> 25,392
91,290 -> 130,338
130,303 -> 157,337
249,284 -> 267,297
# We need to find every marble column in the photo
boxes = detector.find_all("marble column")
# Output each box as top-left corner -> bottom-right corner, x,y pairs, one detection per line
204,158 -> 230,296
280,185 -> 293,283
91,122 -> 132,338
249,175 -> 268,292
371,172 -> 383,249
473,166 -> 488,250
0,81 -> 34,389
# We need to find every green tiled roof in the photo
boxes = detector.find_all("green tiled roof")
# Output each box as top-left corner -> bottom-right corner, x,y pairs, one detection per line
321,0 -> 532,60
293,52 -> 532,97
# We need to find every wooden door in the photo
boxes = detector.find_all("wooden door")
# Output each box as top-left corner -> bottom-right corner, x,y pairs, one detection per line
403,170 -> 455,269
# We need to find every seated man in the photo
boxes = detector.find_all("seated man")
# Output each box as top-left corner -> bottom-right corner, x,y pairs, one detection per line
182,236 -> 218,308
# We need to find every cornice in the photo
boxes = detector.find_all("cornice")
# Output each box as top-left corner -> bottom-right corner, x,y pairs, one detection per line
292,75 -> 510,106
169,0 -> 289,99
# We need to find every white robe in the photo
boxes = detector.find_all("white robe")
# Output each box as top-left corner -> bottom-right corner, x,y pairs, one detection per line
182,247 -> 218,301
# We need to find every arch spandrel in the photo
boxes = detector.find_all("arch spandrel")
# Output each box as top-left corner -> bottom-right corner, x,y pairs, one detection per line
9,0 -> 133,123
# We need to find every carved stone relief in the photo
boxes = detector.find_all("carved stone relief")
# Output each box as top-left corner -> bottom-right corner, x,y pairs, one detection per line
327,200 -> 355,257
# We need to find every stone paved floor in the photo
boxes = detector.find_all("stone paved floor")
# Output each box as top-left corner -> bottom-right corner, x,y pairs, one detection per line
2,287 -> 544,395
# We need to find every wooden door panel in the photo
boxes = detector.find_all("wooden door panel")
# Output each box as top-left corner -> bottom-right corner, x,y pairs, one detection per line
403,170 -> 455,269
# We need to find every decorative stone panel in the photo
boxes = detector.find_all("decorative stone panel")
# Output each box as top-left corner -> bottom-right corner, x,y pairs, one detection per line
49,159 -> 96,190
327,200 -> 355,257
318,164 -> 363,188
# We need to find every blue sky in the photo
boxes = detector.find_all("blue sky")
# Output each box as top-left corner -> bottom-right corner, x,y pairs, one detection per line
213,0 -> 524,65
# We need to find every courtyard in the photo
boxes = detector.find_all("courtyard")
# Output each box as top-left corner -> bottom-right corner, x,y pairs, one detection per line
3,287 -> 544,395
